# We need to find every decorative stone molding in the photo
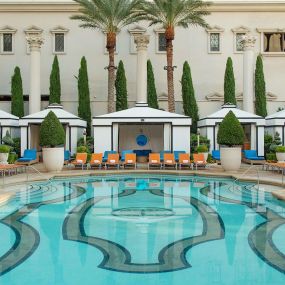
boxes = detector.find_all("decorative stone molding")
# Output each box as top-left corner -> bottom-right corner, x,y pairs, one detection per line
205,92 -> 223,101
128,25 -> 146,54
266,92 -> 278,101
0,25 -> 17,34
206,25 -> 224,33
241,34 -> 257,50
26,35 -> 44,51
50,25 -> 69,34
158,92 -> 168,102
134,34 -> 150,51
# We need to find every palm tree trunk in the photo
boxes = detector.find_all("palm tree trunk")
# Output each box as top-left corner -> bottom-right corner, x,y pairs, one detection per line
165,27 -> 175,113
107,32 -> 116,113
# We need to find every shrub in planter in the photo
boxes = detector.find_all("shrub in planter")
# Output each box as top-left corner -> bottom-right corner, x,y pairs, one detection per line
196,144 -> 209,161
266,153 -> 277,162
275,146 -> 285,153
39,111 -> 65,171
8,153 -> 18,164
0,145 -> 10,164
217,111 -> 244,171
77,136 -> 94,153
77,146 -> 88,153
190,134 -> 210,153
275,145 -> 285,161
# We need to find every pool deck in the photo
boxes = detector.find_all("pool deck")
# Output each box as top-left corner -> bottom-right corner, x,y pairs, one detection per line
1,162 -> 285,201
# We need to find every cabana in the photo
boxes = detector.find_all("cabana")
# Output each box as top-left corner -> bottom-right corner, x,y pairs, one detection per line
198,104 -> 265,156
93,107 -> 192,155
266,109 -> 285,144
19,104 -> 86,156
0,109 -> 19,139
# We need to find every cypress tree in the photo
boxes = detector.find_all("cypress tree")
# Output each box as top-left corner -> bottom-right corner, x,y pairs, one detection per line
78,56 -> 92,135
11,66 -> 24,117
224,57 -> 236,105
49,55 -> 61,104
255,55 -> 267,117
115,60 -> 128,111
147,60 -> 159,109
181,61 -> 199,133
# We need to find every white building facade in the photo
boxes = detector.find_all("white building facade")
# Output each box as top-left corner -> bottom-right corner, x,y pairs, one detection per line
0,0 -> 285,119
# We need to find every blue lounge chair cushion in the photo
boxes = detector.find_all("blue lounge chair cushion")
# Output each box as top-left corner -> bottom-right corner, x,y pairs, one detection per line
160,150 -> 172,161
244,150 -> 265,160
174,151 -> 186,161
133,149 -> 152,157
17,149 -> 37,162
64,150 -> 71,161
212,150 -> 220,160
103,151 -> 117,162
121,150 -> 133,162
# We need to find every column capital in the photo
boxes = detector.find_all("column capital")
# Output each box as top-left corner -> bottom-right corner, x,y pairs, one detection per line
241,34 -> 257,51
26,34 -> 44,51
134,34 -> 150,51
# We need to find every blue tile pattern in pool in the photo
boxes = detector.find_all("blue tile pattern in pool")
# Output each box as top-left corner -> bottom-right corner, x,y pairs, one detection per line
0,174 -> 284,285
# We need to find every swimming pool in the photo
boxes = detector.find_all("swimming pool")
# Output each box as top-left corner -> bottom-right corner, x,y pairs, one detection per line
0,174 -> 284,285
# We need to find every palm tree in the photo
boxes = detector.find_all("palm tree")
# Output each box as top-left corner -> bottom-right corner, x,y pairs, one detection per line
140,0 -> 210,112
71,0 -> 143,113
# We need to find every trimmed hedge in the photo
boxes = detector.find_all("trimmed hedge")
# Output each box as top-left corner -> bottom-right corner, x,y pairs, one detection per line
147,60 -> 159,109
39,111 -> 65,147
224,57 -> 236,105
217,111 -> 244,146
255,55 -> 267,117
11,66 -> 24,117
49,55 -> 61,104
115,60 -> 128,111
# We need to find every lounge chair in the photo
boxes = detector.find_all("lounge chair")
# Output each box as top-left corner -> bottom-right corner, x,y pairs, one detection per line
163,153 -> 177,169
90,153 -> 103,169
174,151 -> 186,162
103,151 -> 117,162
148,153 -> 161,169
243,150 -> 265,165
120,150 -> 133,162
212,150 -> 220,161
193,153 -> 207,170
70,153 -> 87,170
178,153 -> 192,169
123,153 -> 136,169
16,149 -> 38,165
105,153 -> 120,169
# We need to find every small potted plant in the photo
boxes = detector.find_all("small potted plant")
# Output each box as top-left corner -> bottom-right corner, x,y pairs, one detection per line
275,146 -> 285,162
217,111 -> 244,171
197,144 -> 209,161
0,145 -> 10,164
39,111 -> 65,172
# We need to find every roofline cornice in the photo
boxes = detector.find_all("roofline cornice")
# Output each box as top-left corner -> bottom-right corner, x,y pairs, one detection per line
1,1 -> 285,13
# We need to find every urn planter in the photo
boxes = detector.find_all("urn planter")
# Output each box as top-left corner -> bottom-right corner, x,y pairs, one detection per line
42,147 -> 64,172
220,147 -> 242,172
276,152 -> 285,162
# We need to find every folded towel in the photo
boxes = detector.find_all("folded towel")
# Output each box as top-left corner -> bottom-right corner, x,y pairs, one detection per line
110,159 -> 116,163
127,160 -> 133,163
183,160 -> 189,163
166,160 -> 173,163
197,160 -> 204,164
77,159 -> 83,163
151,160 -> 158,163
93,160 -> 100,164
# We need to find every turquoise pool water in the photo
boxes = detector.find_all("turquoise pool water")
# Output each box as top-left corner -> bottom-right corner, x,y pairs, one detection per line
0,174 -> 285,285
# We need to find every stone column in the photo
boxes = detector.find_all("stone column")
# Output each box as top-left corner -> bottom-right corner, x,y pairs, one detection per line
134,35 -> 150,107
241,34 -> 257,113
26,34 -> 44,114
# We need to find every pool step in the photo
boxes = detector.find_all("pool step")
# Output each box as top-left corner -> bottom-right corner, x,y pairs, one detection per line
0,193 -> 14,206
272,190 -> 285,201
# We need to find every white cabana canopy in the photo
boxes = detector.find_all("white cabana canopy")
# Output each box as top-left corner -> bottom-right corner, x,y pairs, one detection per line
93,106 -> 192,153
266,109 -> 285,144
0,109 -> 19,139
198,104 -> 265,156
19,104 -> 87,155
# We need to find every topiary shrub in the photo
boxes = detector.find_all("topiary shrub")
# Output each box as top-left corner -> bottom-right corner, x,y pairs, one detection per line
2,130 -> 14,147
275,146 -> 285,153
39,111 -> 65,148
269,132 -> 282,152
217,111 -> 244,147
12,137 -> 20,156
264,133 -> 273,154
196,145 -> 208,153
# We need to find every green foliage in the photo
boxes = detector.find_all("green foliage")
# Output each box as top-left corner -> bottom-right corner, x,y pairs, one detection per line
266,153 -> 277,162
12,137 -> 20,156
190,134 -> 210,153
115,60 -> 128,111
39,111 -> 65,147
77,145 -> 88,153
2,131 -> 14,147
275,146 -> 285,153
264,133 -> 273,154
196,144 -> 208,153
8,153 -> 18,164
207,153 -> 214,163
255,55 -> 267,117
224,57 -> 236,105
147,60 -> 159,109
78,56 -> 92,135
181,61 -> 199,133
217,111 -> 244,146
0,145 -> 10,153
269,132 -> 282,152
49,55 -> 61,104
77,136 -> 94,153
11,66 -> 24,117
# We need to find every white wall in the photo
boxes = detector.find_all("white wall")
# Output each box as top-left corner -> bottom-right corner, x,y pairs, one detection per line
172,126 -> 191,152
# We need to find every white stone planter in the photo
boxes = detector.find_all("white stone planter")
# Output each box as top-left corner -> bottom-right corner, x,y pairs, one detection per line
220,147 -> 242,172
42,147 -> 64,172
276,152 -> 285,162
199,152 -> 208,161
0,153 -> 9,164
